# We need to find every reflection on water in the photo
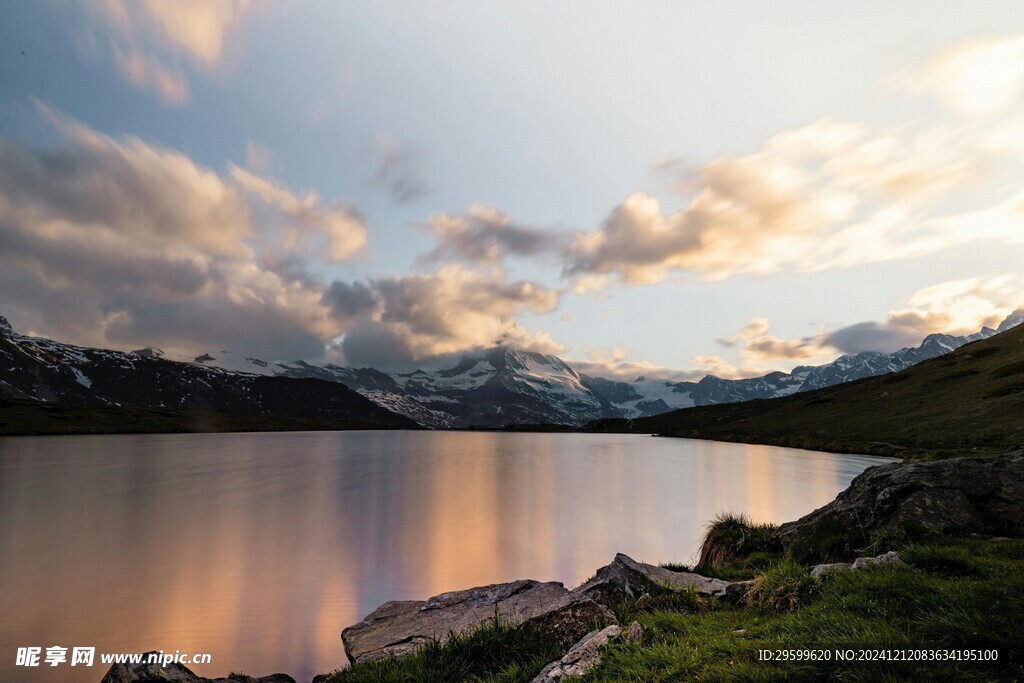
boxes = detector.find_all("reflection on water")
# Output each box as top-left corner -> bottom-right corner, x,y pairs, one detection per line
0,431 -> 889,682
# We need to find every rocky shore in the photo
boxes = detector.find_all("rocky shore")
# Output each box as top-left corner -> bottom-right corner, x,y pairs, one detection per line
101,447 -> 1024,683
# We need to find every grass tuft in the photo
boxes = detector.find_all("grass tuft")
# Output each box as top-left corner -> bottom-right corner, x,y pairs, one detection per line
697,512 -> 779,569
745,558 -> 817,611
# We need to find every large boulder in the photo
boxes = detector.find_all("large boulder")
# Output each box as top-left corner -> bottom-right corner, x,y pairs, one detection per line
99,657 -> 295,683
574,553 -> 750,605
775,448 -> 1024,546
341,579 -> 615,665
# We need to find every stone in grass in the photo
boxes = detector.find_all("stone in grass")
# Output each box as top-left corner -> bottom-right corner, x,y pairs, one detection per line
812,551 -> 906,581
810,562 -> 852,580
531,625 -> 622,682
625,621 -> 644,644
341,579 -> 615,664
851,551 -> 906,571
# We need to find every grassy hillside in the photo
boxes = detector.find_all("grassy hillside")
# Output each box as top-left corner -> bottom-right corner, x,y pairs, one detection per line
592,323 -> 1024,459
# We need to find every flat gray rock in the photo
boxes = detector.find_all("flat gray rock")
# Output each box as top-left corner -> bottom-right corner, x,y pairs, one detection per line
575,553 -> 746,606
531,625 -> 621,682
851,551 -> 906,571
341,579 -> 615,665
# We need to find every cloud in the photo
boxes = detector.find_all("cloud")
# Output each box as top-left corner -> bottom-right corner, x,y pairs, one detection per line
113,48 -> 191,105
716,276 -> 1024,366
716,316 -> 771,347
826,275 -> 1024,354
372,136 -> 429,204
84,0 -> 259,105
568,345 -> 763,382
563,117 -> 996,289
322,281 -> 379,320
420,205 -> 562,267
0,104 -> 568,368
230,166 -> 368,262
568,355 -> 703,382
245,139 -> 275,173
711,317 -> 836,371
888,31 -> 1024,117
573,273 -> 1024,380
333,264 -> 562,367
0,103 -> 349,359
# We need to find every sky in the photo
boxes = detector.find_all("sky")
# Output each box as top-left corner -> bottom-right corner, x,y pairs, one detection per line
2,1 -> 1024,379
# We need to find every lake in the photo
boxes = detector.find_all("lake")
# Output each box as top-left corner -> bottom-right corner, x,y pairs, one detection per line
0,431 -> 890,682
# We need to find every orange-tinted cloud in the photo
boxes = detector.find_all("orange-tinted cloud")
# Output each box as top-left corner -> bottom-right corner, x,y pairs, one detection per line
563,117 -> 996,289
331,264 -> 562,367
85,0 -> 260,105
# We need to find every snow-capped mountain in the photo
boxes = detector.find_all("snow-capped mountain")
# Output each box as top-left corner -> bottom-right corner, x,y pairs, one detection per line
249,311 -> 1022,427
0,316 -> 416,430
590,318 -> 1020,418
3,310 -> 1022,430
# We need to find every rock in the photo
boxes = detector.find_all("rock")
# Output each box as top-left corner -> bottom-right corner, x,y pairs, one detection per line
811,563 -> 852,580
530,625 -> 621,682
624,621 -> 644,644
851,551 -> 906,571
811,552 -> 905,580
99,656 -> 295,683
723,579 -> 756,604
575,553 -> 740,605
341,579 -> 615,665
775,449 -> 1024,546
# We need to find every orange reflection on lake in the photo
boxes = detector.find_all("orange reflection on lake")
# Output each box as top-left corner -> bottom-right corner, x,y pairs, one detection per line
0,431 -> 889,682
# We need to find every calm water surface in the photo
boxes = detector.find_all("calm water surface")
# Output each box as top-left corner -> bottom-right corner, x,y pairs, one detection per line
0,431 -> 891,682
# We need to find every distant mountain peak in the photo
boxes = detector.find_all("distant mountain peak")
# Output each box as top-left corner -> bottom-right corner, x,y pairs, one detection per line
0,315 -> 12,336
998,309 -> 1024,334
131,347 -> 165,359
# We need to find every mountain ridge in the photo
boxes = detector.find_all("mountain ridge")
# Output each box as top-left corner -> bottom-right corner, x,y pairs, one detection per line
590,320 -> 1024,459
1,310 -> 1021,430
0,320 -> 418,434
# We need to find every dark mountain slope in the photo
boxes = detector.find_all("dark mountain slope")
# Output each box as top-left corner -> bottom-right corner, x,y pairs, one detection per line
0,317 -> 418,435
591,322 -> 1024,459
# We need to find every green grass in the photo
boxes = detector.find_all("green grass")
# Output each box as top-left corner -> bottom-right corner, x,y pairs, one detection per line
744,558 -> 818,612
584,537 -> 1024,682
591,322 -> 1024,460
326,618 -> 562,683
787,515 -> 870,564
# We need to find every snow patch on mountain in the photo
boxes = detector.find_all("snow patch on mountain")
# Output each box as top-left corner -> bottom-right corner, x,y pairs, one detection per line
70,367 -> 92,388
